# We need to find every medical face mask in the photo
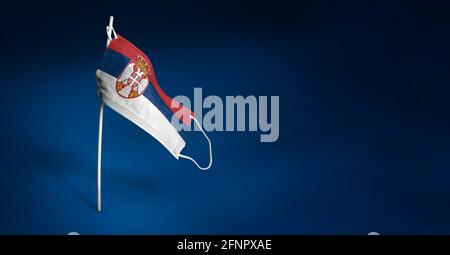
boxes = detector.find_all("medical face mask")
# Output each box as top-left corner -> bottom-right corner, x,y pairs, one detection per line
96,32 -> 212,170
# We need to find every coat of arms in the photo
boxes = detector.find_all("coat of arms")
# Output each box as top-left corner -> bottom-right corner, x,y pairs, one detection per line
116,56 -> 150,98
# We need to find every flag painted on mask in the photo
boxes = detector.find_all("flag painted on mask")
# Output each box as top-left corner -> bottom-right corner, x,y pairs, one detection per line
96,35 -> 193,158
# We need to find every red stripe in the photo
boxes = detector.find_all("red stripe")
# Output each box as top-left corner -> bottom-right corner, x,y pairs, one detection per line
108,35 -> 194,125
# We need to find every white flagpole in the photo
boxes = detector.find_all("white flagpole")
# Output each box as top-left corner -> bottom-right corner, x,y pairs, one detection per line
98,16 -> 114,212
97,100 -> 103,212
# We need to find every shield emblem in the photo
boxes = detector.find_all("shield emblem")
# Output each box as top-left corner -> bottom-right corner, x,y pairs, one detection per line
116,56 -> 150,99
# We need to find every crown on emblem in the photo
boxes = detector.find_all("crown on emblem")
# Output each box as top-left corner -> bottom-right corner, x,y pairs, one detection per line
135,56 -> 150,77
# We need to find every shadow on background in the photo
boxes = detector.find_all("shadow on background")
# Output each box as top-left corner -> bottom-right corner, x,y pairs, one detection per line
5,135 -> 161,210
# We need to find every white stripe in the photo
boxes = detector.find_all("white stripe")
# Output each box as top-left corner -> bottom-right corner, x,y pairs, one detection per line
96,69 -> 186,158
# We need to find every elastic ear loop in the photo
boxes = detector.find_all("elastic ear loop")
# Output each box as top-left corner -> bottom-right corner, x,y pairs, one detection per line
105,26 -> 118,41
179,116 -> 213,170
111,27 -> 118,39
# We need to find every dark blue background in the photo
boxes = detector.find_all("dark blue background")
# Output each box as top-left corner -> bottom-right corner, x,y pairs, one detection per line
1,0 -> 449,234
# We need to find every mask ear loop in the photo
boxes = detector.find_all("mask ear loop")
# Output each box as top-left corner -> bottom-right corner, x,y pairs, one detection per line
105,26 -> 118,42
111,27 -> 118,39
179,116 -> 213,170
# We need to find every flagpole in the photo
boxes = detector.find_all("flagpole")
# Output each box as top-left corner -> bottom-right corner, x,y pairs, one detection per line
97,100 -> 103,212
98,16 -> 114,212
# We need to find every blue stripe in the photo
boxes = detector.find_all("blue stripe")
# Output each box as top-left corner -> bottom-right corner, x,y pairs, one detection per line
144,84 -> 174,122
98,48 -> 130,78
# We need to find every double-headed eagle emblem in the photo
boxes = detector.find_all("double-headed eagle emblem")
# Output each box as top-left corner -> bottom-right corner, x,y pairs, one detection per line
116,56 -> 151,99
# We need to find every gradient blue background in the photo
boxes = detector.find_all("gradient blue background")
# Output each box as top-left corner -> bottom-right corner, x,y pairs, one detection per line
1,0 -> 449,234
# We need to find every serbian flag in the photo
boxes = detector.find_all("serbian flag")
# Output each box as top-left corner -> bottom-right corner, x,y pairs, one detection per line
96,35 -> 193,158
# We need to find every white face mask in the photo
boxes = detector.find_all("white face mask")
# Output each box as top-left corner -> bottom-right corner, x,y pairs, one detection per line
96,34 -> 212,170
